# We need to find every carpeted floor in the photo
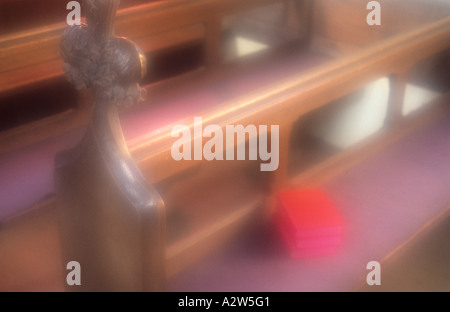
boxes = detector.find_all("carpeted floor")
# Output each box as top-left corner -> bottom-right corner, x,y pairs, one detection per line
358,213 -> 450,292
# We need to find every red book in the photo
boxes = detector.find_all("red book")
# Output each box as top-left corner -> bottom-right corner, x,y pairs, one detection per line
276,188 -> 345,258
277,188 -> 344,235
277,208 -> 343,239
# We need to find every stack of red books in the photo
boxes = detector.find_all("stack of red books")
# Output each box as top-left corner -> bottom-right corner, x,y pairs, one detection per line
276,188 -> 344,258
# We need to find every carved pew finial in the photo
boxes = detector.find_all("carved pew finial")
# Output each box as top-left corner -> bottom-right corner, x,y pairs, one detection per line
56,0 -> 165,292
61,0 -> 147,107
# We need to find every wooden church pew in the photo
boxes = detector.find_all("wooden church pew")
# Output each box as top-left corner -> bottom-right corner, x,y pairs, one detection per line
0,0 -> 305,154
0,0 -> 311,232
0,0 -> 449,291
0,0 -> 312,291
